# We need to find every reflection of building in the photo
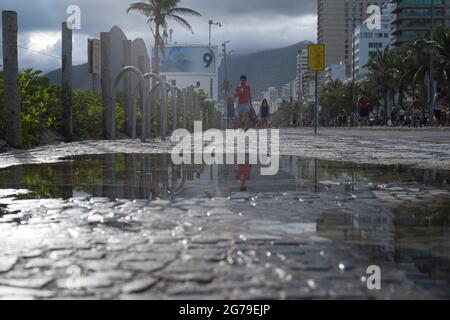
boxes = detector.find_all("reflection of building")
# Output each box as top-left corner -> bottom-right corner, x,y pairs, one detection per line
391,0 -> 450,49
353,3 -> 394,80
159,44 -> 219,101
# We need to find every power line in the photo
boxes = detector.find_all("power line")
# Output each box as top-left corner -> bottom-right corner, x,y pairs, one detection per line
18,45 -> 61,60
18,45 -> 86,65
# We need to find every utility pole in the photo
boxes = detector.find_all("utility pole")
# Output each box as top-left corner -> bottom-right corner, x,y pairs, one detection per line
222,41 -> 231,98
2,11 -> 22,147
429,0 -> 435,123
351,2 -> 357,118
209,20 -> 221,46
314,72 -> 318,134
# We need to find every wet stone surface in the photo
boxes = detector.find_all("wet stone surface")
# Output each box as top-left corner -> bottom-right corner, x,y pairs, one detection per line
0,154 -> 449,299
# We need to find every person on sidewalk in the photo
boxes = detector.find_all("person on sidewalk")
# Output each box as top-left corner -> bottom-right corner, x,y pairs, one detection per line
234,75 -> 253,130
433,88 -> 444,126
357,93 -> 370,126
258,99 -> 270,129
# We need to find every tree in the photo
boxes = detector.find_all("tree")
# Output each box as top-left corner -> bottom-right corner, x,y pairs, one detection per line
431,26 -> 450,103
320,80 -> 354,120
127,0 -> 201,74
404,38 -> 432,103
367,46 -> 396,123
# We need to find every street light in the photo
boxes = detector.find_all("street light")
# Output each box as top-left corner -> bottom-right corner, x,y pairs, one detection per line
429,0 -> 435,122
228,49 -> 236,75
209,20 -> 222,46
222,41 -> 231,98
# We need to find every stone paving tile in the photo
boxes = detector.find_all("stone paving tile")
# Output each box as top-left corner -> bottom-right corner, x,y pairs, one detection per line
0,134 -> 449,299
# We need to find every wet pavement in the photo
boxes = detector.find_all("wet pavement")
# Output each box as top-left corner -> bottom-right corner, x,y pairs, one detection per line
0,153 -> 449,299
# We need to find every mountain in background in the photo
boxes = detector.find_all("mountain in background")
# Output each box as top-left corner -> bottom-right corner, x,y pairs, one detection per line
219,41 -> 311,99
46,39 -> 311,98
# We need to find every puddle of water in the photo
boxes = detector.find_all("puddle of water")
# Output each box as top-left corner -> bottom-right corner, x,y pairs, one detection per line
0,153 -> 449,296
0,154 -> 448,200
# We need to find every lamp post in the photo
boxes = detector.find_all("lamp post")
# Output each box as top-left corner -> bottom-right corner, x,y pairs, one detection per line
429,0 -> 435,123
209,20 -> 222,46
351,2 -> 357,117
228,49 -> 236,76
222,40 -> 231,98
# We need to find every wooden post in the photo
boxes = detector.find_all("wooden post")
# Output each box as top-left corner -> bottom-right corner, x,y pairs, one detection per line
101,32 -> 113,139
2,11 -> 22,147
61,22 -> 73,141
123,40 -> 133,138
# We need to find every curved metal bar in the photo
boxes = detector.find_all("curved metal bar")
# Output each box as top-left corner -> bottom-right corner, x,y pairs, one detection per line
111,66 -> 146,141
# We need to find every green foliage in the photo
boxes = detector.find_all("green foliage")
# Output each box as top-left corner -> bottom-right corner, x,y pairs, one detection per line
19,69 -> 61,146
0,69 -> 126,147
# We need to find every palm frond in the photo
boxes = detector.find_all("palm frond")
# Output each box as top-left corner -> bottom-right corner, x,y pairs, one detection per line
167,7 -> 201,17
127,2 -> 155,16
167,14 -> 194,33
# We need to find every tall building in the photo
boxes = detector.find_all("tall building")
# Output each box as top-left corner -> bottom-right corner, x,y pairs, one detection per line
280,83 -> 292,102
391,0 -> 450,49
317,0 -> 389,76
353,2 -> 395,79
324,63 -> 347,83
296,49 -> 315,101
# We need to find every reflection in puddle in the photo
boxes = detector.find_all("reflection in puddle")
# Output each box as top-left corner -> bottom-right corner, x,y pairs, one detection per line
0,154 -> 449,296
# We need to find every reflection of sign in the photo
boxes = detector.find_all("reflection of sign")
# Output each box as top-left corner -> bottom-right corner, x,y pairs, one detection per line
308,44 -> 325,71
160,46 -> 216,74
88,39 -> 101,74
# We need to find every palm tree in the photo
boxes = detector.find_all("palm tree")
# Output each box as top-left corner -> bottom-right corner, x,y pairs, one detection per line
404,38 -> 432,103
127,0 -> 201,74
431,26 -> 450,102
367,46 -> 395,123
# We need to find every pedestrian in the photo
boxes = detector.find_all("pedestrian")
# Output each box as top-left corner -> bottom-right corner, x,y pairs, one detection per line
234,75 -> 253,130
390,109 -> 397,127
410,98 -> 423,128
399,106 -> 406,126
441,92 -> 448,126
358,93 -> 370,126
258,98 -> 270,129
433,88 -> 444,126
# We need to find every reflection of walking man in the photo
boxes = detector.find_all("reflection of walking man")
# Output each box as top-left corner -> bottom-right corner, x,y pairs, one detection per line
234,75 -> 253,129
236,164 -> 251,192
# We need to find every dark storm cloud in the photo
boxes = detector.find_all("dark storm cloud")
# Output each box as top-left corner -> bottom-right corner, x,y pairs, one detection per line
0,0 -> 316,71
186,0 -> 316,17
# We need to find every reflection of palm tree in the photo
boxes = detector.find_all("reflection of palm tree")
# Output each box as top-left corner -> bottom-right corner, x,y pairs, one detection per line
127,0 -> 201,74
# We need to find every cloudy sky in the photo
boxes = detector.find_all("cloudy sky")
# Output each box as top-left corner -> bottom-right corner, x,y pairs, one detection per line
0,0 -> 316,72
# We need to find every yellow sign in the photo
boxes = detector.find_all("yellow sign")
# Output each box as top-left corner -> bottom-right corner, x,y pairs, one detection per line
308,44 -> 325,71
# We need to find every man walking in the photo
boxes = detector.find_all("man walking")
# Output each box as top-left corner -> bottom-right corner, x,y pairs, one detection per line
234,75 -> 253,130
357,93 -> 370,126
